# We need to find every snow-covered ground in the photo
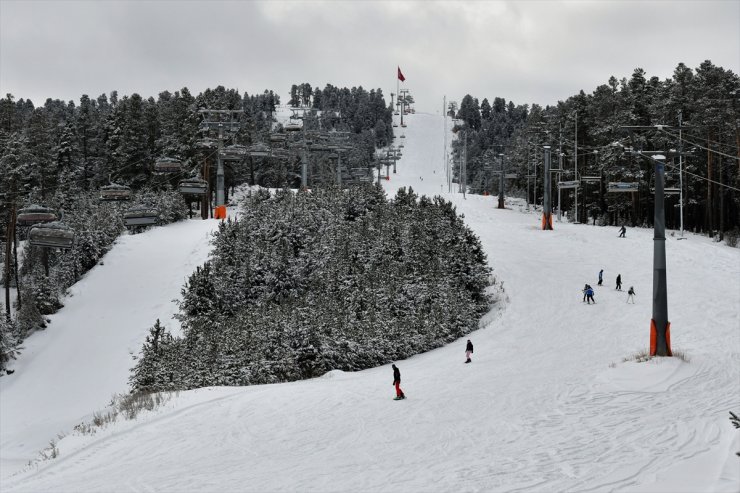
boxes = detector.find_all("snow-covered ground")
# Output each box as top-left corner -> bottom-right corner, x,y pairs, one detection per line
0,219 -> 222,479
1,112 -> 739,492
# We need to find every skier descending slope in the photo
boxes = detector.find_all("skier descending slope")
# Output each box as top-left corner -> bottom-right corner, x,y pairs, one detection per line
392,364 -> 405,400
465,339 -> 474,363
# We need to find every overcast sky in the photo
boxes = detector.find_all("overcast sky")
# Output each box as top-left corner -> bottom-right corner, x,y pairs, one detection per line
1,0 -> 738,113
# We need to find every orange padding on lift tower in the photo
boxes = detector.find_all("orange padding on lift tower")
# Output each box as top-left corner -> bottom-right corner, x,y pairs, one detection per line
541,213 -> 553,230
666,322 -> 672,356
649,320 -> 672,356
214,205 -> 227,220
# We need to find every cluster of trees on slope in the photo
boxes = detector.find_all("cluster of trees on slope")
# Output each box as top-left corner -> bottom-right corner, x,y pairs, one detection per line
451,61 -> 739,239
0,83 -> 395,371
130,186 -> 492,391
288,83 -> 394,147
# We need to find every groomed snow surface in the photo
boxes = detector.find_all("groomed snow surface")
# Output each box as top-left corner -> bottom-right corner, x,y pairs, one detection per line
1,110 -> 739,492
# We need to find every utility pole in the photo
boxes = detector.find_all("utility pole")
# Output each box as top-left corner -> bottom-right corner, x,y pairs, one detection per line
574,110 -> 578,223
498,153 -> 505,209
542,146 -> 553,230
558,122 -> 563,222
534,146 -> 537,207
444,96 -> 448,192
462,131 -> 467,199
526,145 -> 531,210
4,202 -> 14,321
678,110 -> 685,238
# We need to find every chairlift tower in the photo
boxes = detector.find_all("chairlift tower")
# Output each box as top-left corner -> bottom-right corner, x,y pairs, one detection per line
542,146 -> 553,229
621,131 -> 681,357
199,109 -> 243,215
399,89 -> 410,127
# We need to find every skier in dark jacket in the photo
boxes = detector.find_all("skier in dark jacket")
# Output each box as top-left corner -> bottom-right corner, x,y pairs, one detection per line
465,339 -> 474,363
598,269 -> 603,286
392,364 -> 405,400
616,274 -> 622,291
619,225 -> 626,238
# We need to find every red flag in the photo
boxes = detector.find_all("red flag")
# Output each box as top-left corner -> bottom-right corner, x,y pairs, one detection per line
397,66 -> 405,82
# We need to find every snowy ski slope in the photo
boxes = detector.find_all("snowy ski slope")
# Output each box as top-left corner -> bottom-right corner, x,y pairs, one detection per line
1,111 -> 739,492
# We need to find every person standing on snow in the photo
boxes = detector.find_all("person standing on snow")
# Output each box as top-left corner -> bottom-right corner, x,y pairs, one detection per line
619,225 -> 626,238
585,286 -> 595,304
598,269 -> 604,286
465,339 -> 474,363
583,284 -> 592,302
392,364 -> 405,400
616,274 -> 622,291
627,286 -> 636,303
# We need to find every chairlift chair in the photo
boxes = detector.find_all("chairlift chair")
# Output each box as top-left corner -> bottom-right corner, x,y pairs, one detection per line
123,206 -> 159,228
154,157 -> 182,173
196,138 -> 219,149
651,187 -> 680,195
100,184 -> 132,201
178,178 -> 208,196
270,133 -> 287,143
16,205 -> 58,226
247,143 -> 271,158
607,182 -> 639,193
221,145 -> 247,160
28,222 -> 75,249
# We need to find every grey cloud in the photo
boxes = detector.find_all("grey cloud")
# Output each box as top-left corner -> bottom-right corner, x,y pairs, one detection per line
1,0 -> 737,112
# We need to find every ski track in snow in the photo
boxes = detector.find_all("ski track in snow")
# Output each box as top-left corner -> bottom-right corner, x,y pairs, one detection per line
2,110 -> 739,492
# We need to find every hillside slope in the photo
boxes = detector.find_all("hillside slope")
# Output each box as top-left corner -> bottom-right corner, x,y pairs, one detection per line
2,112 -> 739,493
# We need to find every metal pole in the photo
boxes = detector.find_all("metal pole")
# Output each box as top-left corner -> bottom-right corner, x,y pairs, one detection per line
462,132 -> 467,199
301,149 -> 308,189
527,145 -> 531,210
558,122 -> 563,221
444,96 -> 448,192
534,146 -> 537,207
337,151 -> 342,187
498,154 -> 505,209
400,92 -> 404,127
574,111 -> 578,223
650,154 -> 671,356
216,125 -> 225,207
678,111 -> 684,238
4,202 -> 13,321
542,145 -> 553,230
